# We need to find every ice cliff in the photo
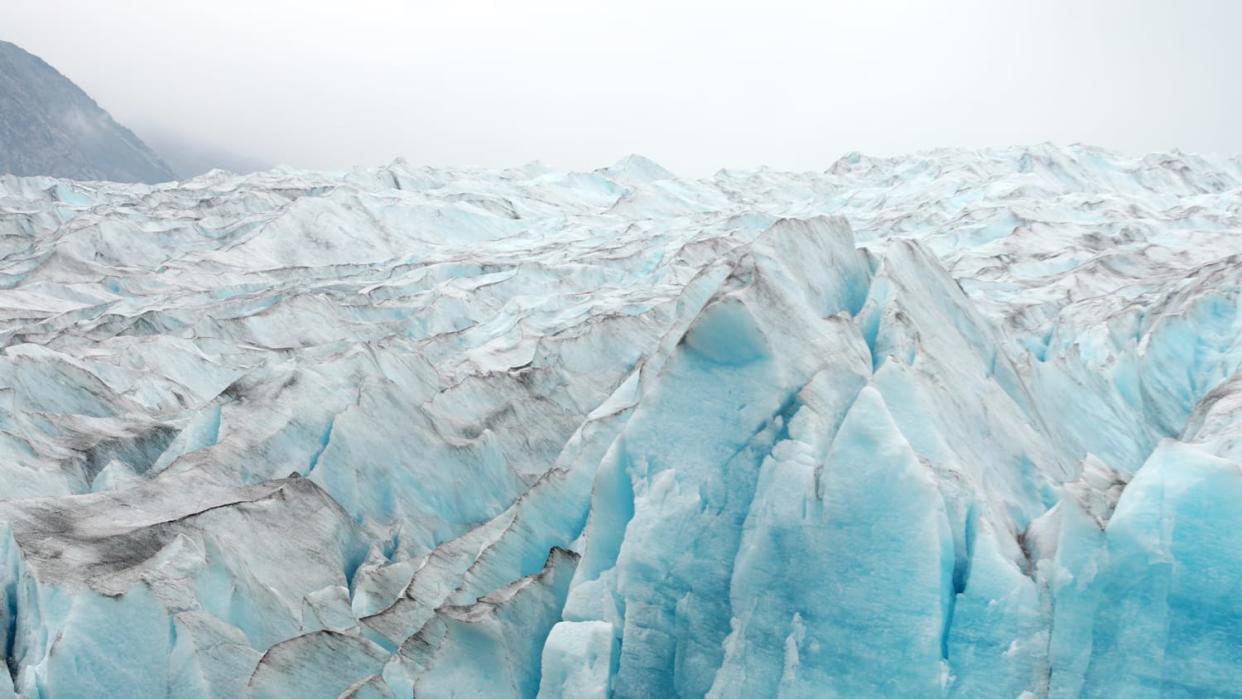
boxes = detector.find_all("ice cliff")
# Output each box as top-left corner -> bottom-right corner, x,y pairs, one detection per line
0,144 -> 1240,697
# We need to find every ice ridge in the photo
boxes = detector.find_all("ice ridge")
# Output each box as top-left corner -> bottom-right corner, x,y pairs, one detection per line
0,144 -> 1239,697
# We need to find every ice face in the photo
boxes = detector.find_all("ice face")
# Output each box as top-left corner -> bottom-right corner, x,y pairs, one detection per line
0,144 -> 1240,697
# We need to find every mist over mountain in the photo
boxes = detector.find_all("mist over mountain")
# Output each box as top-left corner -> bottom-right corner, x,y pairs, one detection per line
138,125 -> 273,179
0,39 -> 174,184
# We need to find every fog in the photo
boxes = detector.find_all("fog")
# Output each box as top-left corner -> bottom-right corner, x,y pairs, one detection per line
4,0 -> 1239,175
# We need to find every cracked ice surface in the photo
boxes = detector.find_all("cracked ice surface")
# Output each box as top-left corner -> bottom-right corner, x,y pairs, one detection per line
0,145 -> 1240,697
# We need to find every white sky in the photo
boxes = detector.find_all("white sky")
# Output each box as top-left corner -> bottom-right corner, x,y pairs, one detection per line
3,0 -> 1239,175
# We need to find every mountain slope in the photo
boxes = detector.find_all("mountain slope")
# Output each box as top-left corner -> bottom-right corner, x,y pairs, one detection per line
0,39 -> 174,183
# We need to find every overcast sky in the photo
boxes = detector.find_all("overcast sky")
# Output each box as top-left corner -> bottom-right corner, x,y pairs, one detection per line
3,0 -> 1239,175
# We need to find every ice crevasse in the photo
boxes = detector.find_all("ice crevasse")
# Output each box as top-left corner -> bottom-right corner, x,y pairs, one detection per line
0,145 -> 1240,697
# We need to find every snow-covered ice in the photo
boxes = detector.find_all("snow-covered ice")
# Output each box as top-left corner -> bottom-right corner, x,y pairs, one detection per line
0,144 -> 1240,697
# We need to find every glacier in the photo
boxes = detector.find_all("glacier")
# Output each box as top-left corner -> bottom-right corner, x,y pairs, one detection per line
0,144 -> 1239,697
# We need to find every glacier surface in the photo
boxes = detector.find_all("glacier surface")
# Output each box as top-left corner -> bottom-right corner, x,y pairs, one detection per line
0,145 -> 1240,697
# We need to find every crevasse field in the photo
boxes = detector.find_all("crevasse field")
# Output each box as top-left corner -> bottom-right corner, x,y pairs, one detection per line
0,145 -> 1240,698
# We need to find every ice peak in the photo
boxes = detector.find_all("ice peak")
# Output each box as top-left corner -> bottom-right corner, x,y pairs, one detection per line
596,153 -> 675,183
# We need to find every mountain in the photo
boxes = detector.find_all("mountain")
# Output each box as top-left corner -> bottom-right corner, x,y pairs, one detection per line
0,39 -> 174,183
0,145 -> 1240,697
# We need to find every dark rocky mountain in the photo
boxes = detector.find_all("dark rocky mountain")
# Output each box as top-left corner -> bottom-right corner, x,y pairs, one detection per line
0,40 -> 175,183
